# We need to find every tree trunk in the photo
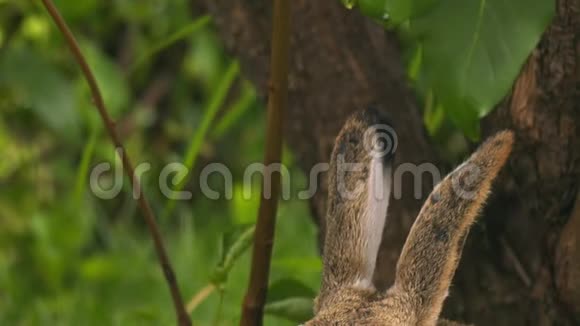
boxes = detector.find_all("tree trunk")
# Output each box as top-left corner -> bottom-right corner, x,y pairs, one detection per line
200,0 -> 580,324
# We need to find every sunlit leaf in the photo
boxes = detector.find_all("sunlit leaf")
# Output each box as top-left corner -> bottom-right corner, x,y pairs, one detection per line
80,255 -> 119,282
21,15 -> 51,41
230,183 -> 260,225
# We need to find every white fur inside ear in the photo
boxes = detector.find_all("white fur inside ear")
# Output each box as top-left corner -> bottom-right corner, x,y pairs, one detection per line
360,157 -> 392,283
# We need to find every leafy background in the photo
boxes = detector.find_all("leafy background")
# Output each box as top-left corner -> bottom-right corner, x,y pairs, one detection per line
0,1 -> 320,325
0,0 -> 552,325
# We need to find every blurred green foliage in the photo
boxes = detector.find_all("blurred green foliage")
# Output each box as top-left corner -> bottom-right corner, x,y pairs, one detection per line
0,0 -> 320,324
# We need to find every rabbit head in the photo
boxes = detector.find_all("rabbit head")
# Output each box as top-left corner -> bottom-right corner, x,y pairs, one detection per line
306,108 -> 514,325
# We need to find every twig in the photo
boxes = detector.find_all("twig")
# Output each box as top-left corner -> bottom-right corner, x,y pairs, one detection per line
240,0 -> 291,325
500,236 -> 532,287
186,283 -> 216,314
39,1 -> 191,325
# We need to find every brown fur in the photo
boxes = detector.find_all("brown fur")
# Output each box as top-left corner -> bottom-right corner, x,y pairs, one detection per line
306,109 -> 513,325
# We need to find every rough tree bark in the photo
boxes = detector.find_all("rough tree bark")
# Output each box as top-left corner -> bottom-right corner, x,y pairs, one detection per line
200,0 -> 580,325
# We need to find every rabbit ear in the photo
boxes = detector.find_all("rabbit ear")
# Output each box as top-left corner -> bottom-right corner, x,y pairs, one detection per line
391,131 -> 514,325
317,109 -> 395,311
319,149 -> 393,303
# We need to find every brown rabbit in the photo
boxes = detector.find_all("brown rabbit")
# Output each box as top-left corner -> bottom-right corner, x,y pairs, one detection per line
305,108 -> 514,325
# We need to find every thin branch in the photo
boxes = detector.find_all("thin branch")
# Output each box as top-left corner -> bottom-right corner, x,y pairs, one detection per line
186,283 -> 216,314
39,1 -> 191,325
240,0 -> 291,325
499,236 -> 531,287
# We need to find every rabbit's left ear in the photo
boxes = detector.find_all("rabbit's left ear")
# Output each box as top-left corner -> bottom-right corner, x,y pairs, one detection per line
318,109 -> 395,308
319,151 -> 393,305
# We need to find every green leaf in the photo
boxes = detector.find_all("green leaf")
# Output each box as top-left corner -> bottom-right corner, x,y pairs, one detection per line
409,0 -> 553,139
182,61 -> 239,173
267,278 -> 316,304
53,0 -> 100,20
163,60 -> 239,219
357,0 -> 387,20
346,0 -> 554,139
264,297 -> 314,323
131,15 -> 211,73
211,81 -> 257,139
0,47 -> 79,138
81,41 -> 130,118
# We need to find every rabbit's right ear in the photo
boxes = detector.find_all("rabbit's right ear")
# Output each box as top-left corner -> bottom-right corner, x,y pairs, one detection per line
317,109 -> 394,309
392,131 -> 514,325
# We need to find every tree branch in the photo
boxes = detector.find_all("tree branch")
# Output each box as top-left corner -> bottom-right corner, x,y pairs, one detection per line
240,0 -> 291,324
40,1 -> 191,325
